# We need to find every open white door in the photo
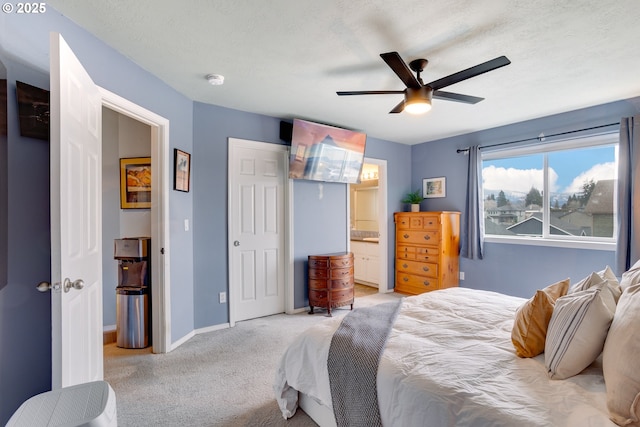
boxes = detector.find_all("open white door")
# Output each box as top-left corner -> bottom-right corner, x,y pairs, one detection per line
50,32 -> 103,388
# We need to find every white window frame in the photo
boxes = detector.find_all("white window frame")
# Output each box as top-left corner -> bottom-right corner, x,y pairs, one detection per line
481,132 -> 618,251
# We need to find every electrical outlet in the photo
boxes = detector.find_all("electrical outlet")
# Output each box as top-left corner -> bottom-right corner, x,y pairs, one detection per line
219,292 -> 226,303
459,272 -> 465,281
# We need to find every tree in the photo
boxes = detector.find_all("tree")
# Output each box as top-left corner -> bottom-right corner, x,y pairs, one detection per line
579,179 -> 596,206
496,190 -> 508,207
525,187 -> 543,207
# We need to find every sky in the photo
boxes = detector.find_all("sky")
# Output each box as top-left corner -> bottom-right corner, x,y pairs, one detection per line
482,144 -> 616,198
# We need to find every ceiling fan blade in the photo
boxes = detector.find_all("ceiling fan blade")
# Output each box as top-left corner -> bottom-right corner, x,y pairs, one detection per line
427,56 -> 511,91
380,52 -> 421,89
433,90 -> 484,104
337,90 -> 405,96
389,100 -> 405,114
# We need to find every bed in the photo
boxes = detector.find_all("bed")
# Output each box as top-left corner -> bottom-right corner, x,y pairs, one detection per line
274,281 -> 640,427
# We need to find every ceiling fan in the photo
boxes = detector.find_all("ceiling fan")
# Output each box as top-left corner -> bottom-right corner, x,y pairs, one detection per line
337,51 -> 511,114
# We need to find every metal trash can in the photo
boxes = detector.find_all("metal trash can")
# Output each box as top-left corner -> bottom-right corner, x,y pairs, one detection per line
116,286 -> 149,349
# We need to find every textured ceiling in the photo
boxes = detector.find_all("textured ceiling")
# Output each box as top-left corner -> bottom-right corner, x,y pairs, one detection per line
47,0 -> 640,145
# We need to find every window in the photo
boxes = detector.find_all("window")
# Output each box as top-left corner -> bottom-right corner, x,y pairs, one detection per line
481,133 -> 618,248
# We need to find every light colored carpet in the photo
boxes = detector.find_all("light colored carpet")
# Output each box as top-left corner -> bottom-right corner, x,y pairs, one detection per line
104,291 -> 402,426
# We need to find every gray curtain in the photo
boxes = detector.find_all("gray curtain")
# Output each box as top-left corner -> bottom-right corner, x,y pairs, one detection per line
616,115 -> 640,273
461,145 -> 484,259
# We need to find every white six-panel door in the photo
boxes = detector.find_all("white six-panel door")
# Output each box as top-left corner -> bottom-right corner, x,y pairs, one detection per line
229,138 -> 287,323
50,32 -> 103,388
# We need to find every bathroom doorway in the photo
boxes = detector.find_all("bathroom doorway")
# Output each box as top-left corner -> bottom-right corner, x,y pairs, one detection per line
348,158 -> 388,293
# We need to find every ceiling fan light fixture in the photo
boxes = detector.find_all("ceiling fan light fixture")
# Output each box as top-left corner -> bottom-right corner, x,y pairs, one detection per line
404,87 -> 432,115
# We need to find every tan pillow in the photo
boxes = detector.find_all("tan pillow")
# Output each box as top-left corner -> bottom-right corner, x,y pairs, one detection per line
603,283 -> 640,425
545,283 -> 616,380
511,278 -> 570,358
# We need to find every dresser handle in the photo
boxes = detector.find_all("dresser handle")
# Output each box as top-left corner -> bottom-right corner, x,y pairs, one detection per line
423,281 -> 430,286
424,235 -> 430,240
423,266 -> 430,272
403,277 -> 409,282
402,263 -> 408,268
403,234 -> 409,239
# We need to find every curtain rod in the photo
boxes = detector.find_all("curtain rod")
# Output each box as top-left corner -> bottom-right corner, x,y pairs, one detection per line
456,122 -> 620,153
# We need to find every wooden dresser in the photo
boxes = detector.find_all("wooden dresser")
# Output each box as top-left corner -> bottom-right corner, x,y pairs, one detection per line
394,211 -> 460,295
308,252 -> 354,316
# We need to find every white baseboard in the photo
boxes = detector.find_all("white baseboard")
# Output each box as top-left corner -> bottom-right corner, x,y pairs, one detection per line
195,323 -> 230,335
170,330 -> 195,351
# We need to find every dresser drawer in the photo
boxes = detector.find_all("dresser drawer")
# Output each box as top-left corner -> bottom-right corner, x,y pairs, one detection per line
395,273 -> 439,294
309,289 -> 328,303
396,258 -> 438,277
330,256 -> 353,268
416,247 -> 439,262
396,245 -> 416,260
330,266 -> 354,279
397,230 -> 439,245
421,215 -> 440,230
308,267 -> 328,279
330,276 -> 353,289
308,258 -> 329,268
308,278 -> 328,290
330,288 -> 354,306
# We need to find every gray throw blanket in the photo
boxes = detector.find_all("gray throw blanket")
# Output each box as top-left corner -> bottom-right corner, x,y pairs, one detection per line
327,300 -> 403,427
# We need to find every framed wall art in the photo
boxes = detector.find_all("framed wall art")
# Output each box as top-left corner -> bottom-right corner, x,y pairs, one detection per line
120,157 -> 151,209
174,149 -> 191,192
423,176 -> 446,198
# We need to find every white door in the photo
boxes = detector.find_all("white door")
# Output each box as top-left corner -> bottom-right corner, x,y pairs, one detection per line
50,32 -> 103,388
229,138 -> 287,323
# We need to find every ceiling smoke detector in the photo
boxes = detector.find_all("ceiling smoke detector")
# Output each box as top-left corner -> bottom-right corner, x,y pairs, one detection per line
205,74 -> 224,85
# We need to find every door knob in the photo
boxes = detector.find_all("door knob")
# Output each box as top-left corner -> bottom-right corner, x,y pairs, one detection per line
234,241 -> 240,247
63,278 -> 84,293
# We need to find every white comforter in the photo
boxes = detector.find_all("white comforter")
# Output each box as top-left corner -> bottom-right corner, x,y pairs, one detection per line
275,287 -> 615,426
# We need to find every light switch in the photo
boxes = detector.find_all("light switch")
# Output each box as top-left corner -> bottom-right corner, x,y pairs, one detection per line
184,219 -> 189,231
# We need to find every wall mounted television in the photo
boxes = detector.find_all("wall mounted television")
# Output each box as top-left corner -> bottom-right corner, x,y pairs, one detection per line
288,118 -> 367,184
16,81 -> 50,141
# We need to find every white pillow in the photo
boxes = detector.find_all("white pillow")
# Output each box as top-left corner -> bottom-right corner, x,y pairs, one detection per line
570,268 -> 622,302
545,283 -> 616,380
620,259 -> 640,291
603,283 -> 640,425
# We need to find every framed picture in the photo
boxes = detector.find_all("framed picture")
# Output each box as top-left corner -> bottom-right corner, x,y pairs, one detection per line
174,149 -> 191,192
423,176 -> 446,198
120,157 -> 151,209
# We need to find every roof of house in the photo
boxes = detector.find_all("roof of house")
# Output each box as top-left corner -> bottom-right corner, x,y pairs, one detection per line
585,179 -> 614,214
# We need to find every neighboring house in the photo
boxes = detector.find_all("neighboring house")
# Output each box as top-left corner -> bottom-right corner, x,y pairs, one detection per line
486,204 -> 523,226
507,212 -> 586,236
558,209 -> 593,235
585,179 -> 615,237
484,218 -> 517,235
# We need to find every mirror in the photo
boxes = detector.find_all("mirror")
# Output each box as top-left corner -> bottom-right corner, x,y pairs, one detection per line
350,163 -> 379,232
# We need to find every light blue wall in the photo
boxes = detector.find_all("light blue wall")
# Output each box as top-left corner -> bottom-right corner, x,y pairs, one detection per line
0,8 -> 195,423
411,97 -> 640,298
191,102 -> 411,326
0,57 -> 52,426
